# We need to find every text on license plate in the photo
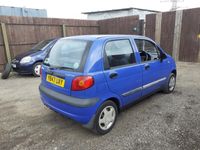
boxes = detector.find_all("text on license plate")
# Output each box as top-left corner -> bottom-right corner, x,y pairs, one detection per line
46,74 -> 65,87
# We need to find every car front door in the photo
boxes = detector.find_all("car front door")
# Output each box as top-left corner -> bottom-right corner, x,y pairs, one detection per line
134,39 -> 169,96
103,39 -> 143,106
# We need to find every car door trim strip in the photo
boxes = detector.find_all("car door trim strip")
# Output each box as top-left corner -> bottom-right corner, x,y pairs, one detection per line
143,77 -> 166,89
122,77 -> 166,97
122,87 -> 143,97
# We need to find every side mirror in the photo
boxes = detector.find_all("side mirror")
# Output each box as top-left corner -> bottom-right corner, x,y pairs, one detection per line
160,52 -> 166,62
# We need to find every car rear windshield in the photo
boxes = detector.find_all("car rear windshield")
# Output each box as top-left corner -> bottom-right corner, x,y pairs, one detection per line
32,39 -> 52,50
43,39 -> 91,71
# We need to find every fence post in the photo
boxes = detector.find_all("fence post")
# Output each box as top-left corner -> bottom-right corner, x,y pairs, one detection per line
139,20 -> 144,36
1,23 -> 11,63
198,36 -> 200,62
155,13 -> 162,44
172,10 -> 183,61
62,24 -> 66,37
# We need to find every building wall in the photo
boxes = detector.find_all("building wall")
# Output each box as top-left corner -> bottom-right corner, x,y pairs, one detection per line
0,6 -> 47,18
132,9 -> 156,20
87,9 -> 156,20
87,9 -> 133,20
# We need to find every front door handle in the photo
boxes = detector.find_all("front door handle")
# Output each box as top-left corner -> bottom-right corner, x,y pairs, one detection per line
144,64 -> 150,70
109,73 -> 118,79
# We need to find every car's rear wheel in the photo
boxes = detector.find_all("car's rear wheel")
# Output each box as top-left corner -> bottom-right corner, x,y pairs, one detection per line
33,62 -> 42,77
163,73 -> 176,93
93,100 -> 118,135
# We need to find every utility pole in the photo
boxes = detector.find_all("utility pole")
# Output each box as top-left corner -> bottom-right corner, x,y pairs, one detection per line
171,0 -> 178,11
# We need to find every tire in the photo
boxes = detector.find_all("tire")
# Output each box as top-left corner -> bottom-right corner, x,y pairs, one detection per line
1,63 -> 12,79
93,100 -> 118,135
163,73 -> 176,93
32,62 -> 42,77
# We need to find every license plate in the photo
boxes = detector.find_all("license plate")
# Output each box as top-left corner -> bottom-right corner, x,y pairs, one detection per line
46,74 -> 65,87
12,64 -> 16,68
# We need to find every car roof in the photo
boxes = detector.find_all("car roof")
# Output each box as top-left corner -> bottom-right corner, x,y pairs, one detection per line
62,35 -> 153,41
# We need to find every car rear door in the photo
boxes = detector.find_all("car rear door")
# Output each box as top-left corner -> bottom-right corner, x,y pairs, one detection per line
103,38 -> 143,106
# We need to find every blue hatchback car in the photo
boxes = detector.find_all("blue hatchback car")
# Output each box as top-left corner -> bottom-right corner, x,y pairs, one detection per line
39,35 -> 176,134
11,39 -> 58,77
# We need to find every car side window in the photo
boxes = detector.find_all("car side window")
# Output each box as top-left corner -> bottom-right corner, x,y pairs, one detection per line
105,39 -> 136,68
135,39 -> 161,62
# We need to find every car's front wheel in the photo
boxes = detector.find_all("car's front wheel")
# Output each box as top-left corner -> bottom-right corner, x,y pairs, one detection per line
163,73 -> 176,93
33,62 -> 42,77
93,100 -> 118,135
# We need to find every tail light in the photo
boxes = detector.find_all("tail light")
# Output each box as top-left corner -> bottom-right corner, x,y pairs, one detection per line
71,76 -> 94,91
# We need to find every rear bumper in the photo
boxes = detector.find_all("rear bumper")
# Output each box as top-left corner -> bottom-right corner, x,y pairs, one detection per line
39,84 -> 99,124
39,84 -> 98,107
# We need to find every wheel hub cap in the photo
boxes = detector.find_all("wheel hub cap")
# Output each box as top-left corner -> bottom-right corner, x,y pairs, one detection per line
99,106 -> 116,130
169,76 -> 175,91
34,64 -> 41,76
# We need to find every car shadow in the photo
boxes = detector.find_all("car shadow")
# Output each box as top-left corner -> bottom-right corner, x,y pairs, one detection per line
8,72 -> 38,79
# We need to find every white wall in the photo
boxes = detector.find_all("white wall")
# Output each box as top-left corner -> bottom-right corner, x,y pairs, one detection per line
87,9 -> 133,20
86,9 -> 156,20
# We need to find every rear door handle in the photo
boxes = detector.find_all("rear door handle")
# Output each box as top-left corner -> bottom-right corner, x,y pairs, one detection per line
144,64 -> 150,70
109,72 -> 118,79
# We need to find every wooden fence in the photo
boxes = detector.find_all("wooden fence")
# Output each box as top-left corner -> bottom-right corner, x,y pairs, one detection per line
98,15 -> 141,35
1,8 -> 200,72
0,15 -> 141,71
0,16 -> 99,71
145,7 -> 200,63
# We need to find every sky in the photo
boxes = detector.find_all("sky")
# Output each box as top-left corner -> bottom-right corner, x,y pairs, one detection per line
0,0 -> 200,19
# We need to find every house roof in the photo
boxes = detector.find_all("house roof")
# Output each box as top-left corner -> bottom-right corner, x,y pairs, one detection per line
82,7 -> 160,14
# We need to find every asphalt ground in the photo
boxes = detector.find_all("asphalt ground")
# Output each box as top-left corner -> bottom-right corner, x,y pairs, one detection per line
0,62 -> 200,150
